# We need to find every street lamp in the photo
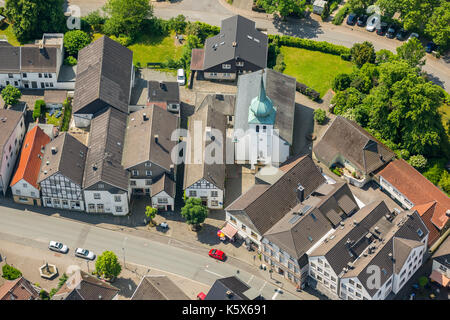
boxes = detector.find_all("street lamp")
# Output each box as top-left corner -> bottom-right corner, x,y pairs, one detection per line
122,237 -> 128,269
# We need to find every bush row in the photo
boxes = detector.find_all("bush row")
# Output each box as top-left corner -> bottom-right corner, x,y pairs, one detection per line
269,34 -> 350,56
332,3 -> 350,25
33,100 -> 46,121
61,98 -> 72,132
296,82 -> 320,101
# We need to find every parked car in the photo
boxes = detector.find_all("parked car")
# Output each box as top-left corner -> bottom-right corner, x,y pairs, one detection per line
426,41 -> 437,53
48,241 -> 69,253
75,248 -> 95,260
357,15 -> 368,27
366,16 -> 379,32
408,33 -> 419,41
396,28 -> 408,41
208,249 -> 226,261
177,68 -> 186,85
346,13 -> 358,26
376,23 -> 388,36
197,292 -> 206,300
386,26 -> 396,39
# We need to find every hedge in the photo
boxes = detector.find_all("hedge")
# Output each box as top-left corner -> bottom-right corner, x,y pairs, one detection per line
296,81 -> 320,101
269,35 -> 350,56
332,3 -> 350,25
61,98 -> 72,131
33,100 -> 46,121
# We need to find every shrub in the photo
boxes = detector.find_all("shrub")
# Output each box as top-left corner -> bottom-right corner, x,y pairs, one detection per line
64,30 -> 92,56
332,73 -> 352,92
332,4 -> 350,25
33,100 -> 46,121
408,155 -> 428,170
398,149 -> 410,160
167,14 -> 187,34
61,98 -> 72,131
314,109 -> 327,124
340,53 -> 351,61
83,10 -> 106,33
110,34 -> 132,46
64,56 -> 77,66
273,53 -> 286,73
331,167 -> 342,176
1,84 -> 22,106
439,170 -> 450,194
39,290 -> 50,300
2,264 -> 22,280
269,34 -> 350,57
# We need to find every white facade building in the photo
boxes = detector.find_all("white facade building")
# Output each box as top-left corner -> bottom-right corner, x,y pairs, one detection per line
185,178 -> 224,209
84,189 -> 129,216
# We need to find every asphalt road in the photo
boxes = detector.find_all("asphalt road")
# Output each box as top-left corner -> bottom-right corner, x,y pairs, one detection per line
0,205 -> 299,300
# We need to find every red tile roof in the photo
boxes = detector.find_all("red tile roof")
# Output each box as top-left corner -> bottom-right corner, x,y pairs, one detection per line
378,159 -> 449,230
413,201 -> 441,245
0,277 -> 39,300
10,126 -> 50,189
190,48 -> 205,71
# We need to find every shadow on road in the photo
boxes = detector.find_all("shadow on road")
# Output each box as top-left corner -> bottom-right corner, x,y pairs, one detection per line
272,15 -> 323,39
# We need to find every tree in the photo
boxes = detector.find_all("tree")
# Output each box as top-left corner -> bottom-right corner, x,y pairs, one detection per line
2,264 -> 22,280
167,14 -> 187,34
95,251 -> 122,280
64,30 -> 92,56
39,289 -> 50,300
256,0 -> 306,18
83,10 -> 106,33
145,205 -> 157,224
102,0 -> 153,38
180,197 -> 208,231
1,84 -> 21,106
350,42 -> 376,68
396,37 -> 426,68
425,1 -> 450,50
347,0 -> 374,14
439,170 -> 450,194
332,73 -> 352,92
408,155 -> 428,170
375,49 -> 396,65
314,109 -> 327,124
5,0 -> 66,43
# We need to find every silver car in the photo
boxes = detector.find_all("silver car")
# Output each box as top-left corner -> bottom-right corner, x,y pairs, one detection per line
48,241 -> 69,253
75,248 -> 96,260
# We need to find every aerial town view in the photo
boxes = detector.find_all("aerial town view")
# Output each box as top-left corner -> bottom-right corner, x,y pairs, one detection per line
0,0 -> 448,312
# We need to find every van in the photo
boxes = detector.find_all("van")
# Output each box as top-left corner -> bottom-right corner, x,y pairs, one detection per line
177,69 -> 185,85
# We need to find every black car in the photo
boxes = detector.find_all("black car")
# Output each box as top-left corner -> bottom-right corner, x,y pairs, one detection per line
396,28 -> 408,41
426,41 -> 437,53
386,26 -> 396,39
357,15 -> 368,27
347,13 -> 357,25
376,23 -> 388,36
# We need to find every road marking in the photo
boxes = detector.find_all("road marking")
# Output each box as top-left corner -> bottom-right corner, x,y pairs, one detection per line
272,288 -> 282,300
247,275 -> 254,285
204,268 -> 224,278
258,280 -> 267,294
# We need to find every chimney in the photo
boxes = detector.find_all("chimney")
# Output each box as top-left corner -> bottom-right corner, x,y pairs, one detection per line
143,113 -> 148,121
232,41 -> 237,47
446,209 -> 450,217
46,161 -> 50,165
296,184 -> 304,203
51,147 -> 57,155
154,134 -> 159,144
170,164 -> 174,172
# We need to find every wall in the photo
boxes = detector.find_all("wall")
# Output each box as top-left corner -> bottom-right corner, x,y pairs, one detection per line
379,176 -> 414,209
432,259 -> 450,280
393,244 -> 426,294
308,256 -> 340,299
40,173 -> 85,211
74,114 -> 93,128
226,211 -> 262,248
84,190 -> 129,216
185,178 -> 224,209
11,179 -> 41,205
151,191 -> 174,210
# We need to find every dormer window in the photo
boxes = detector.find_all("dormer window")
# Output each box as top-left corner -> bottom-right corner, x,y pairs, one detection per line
222,64 -> 231,70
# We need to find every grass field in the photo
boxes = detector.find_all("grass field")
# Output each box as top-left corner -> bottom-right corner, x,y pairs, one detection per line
280,46 -> 354,97
0,23 -> 21,46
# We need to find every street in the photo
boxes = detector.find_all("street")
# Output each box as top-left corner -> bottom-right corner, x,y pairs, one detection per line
0,203 -> 306,300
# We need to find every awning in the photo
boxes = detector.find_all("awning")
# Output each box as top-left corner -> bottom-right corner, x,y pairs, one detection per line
430,270 -> 450,287
221,222 -> 238,239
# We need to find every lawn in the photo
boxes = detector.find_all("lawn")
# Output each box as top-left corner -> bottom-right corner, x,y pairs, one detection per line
280,46 -> 354,97
0,23 -> 20,46
45,112 -> 62,127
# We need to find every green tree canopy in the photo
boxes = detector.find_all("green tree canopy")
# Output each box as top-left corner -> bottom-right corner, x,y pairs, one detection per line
396,37 -> 426,68
332,73 -> 352,92
424,1 -> 450,49
256,0 -> 307,17
95,251 -> 122,280
64,30 -> 92,56
350,41 -> 376,68
145,205 -> 157,223
1,84 -> 22,106
2,264 -> 22,280
5,0 -> 66,43
181,197 -> 208,230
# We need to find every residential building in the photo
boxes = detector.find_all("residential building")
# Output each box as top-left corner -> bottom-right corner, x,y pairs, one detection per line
233,68 -> 296,167
83,108 -> 130,216
52,270 -> 119,300
0,109 -> 25,195
205,276 -> 262,300
196,93 -> 236,118
0,34 -> 72,89
183,105 -> 227,209
0,277 -> 39,300
314,116 -> 395,187
131,275 -> 189,300
10,126 -> 51,206
225,155 -> 326,249
147,81 -> 180,114
309,200 -> 429,300
377,159 -> 450,246
38,133 -> 88,211
262,182 -> 359,287
151,173 -> 176,211
190,15 -> 268,80
430,236 -> 449,288
313,0 -> 328,15
122,106 -> 178,197
72,36 -> 134,128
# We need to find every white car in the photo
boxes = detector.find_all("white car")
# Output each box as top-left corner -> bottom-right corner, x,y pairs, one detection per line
366,15 -> 380,32
408,33 -> 419,41
177,68 -> 186,85
75,248 -> 96,260
48,241 -> 69,253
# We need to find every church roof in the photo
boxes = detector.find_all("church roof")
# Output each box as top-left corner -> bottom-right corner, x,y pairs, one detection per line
248,77 -> 276,125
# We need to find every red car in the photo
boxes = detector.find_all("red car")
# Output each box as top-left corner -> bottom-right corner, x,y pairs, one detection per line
208,249 -> 226,261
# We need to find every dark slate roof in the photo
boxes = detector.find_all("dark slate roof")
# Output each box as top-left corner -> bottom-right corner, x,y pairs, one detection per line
151,173 -> 176,198
183,105 -> 227,190
392,237 -> 423,274
20,46 -> 58,73
131,276 -> 189,300
314,116 -> 395,174
73,36 -> 133,115
147,81 -> 180,104
0,46 -> 20,73
226,155 -> 326,235
37,133 -> 88,186
203,15 -> 268,70
0,110 -> 24,180
205,277 -> 250,300
83,108 -> 129,190
234,68 -> 296,145
122,106 -> 178,171
432,236 -> 450,269
52,270 -> 119,300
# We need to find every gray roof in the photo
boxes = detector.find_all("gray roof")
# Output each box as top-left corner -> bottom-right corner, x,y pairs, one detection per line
73,36 -> 133,115
83,107 -> 129,191
392,237 -> 424,274
0,46 -> 20,73
234,68 -> 296,145
226,155 -> 326,235
147,81 -> 180,103
122,106 -> 178,171
205,276 -> 252,300
314,116 -> 395,174
183,105 -> 227,190
151,173 -> 176,198
0,109 -> 23,170
203,15 -> 268,70
37,133 -> 88,186
432,236 -> 450,268
196,93 -> 236,117
131,276 -> 189,300
20,46 -> 59,73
